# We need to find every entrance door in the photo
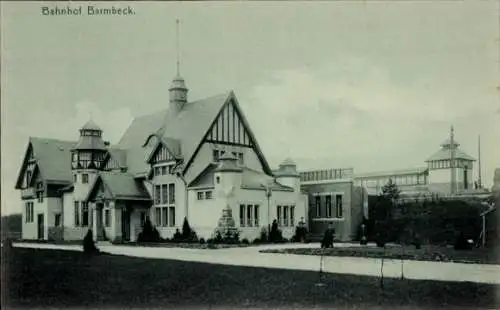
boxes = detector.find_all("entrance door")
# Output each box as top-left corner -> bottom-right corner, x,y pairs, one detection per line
37,214 -> 44,240
121,207 -> 131,241
464,169 -> 468,189
96,203 -> 105,240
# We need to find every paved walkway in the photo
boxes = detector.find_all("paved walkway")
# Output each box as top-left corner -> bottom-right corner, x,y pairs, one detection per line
13,242 -> 500,285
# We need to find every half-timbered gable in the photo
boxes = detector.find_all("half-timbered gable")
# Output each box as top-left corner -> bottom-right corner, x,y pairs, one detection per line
206,98 -> 253,148
148,142 -> 177,165
15,142 -> 37,190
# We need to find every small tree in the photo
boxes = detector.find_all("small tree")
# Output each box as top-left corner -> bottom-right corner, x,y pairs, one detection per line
137,218 -> 161,243
181,217 -> 198,243
381,179 -> 401,219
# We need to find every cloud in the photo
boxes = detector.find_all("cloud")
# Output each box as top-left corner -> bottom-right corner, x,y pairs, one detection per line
240,56 -> 498,176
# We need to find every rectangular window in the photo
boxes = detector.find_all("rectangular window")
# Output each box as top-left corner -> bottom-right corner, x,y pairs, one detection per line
254,205 -> 259,227
82,173 -> 89,184
25,202 -> 29,223
155,207 -> 162,226
290,206 -> 295,227
55,213 -> 61,227
240,204 -> 245,227
238,152 -> 244,165
247,205 -> 253,227
30,202 -> 34,223
162,207 -> 168,227
155,185 -> 161,205
105,209 -> 110,227
205,191 -> 212,200
74,174 -> 77,183
169,183 -> 175,204
213,150 -> 219,162
283,206 -> 288,227
315,196 -> 321,218
336,195 -> 343,218
326,195 -> 332,218
169,207 -> 175,226
162,184 -> 168,204
154,167 -> 161,176
161,166 -> 167,175
277,205 -> 282,226
197,192 -> 204,200
26,171 -> 32,186
37,191 -> 44,203
82,202 -> 89,227
74,201 -> 80,226
140,212 -> 146,227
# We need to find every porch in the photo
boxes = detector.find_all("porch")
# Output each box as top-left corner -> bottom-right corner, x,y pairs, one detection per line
89,200 -> 150,243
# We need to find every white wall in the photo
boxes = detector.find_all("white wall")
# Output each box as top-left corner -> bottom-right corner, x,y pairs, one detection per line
185,188 -> 220,239
72,170 -> 98,201
61,191 -> 87,240
428,167 -> 473,194
21,198 -> 45,240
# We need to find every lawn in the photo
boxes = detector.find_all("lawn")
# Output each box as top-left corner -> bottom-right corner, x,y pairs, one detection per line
1,246 -> 499,309
260,244 -> 500,265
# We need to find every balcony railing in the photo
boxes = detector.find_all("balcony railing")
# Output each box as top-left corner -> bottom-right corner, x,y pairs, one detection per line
299,168 -> 354,182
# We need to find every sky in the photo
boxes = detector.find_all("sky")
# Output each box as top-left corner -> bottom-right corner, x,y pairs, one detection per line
1,1 -> 499,215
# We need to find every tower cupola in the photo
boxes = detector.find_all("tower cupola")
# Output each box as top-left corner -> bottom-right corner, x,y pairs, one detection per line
71,119 -> 108,170
169,18 -> 188,113
169,74 -> 188,112
275,158 -> 300,191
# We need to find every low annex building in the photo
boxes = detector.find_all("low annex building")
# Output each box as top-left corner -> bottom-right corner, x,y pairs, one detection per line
15,73 -> 308,242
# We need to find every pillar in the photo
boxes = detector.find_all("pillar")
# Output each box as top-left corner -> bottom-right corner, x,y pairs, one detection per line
112,202 -> 122,242
92,203 -> 98,241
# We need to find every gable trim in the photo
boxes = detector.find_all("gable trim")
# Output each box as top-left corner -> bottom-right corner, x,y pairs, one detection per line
15,140 -> 46,189
85,175 -> 115,202
145,139 -> 178,164
182,92 -> 273,176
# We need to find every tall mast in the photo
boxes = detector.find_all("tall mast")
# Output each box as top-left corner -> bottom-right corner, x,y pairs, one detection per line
478,135 -> 482,189
450,125 -> 456,195
176,18 -> 180,76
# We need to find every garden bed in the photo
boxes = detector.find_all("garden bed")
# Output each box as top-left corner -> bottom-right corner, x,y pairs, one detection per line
113,241 -> 254,249
260,244 -> 500,265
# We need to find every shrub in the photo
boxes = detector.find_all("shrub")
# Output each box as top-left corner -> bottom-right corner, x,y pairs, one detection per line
241,238 -> 249,245
171,218 -> 198,243
252,238 -> 261,244
199,238 -> 205,244
137,218 -> 161,243
83,229 -> 99,254
172,229 -> 182,242
214,231 -> 223,244
223,230 -> 240,244
259,227 -> 269,243
206,238 -> 213,244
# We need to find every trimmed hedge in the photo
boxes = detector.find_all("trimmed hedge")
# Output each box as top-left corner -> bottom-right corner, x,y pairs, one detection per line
366,198 -> 487,246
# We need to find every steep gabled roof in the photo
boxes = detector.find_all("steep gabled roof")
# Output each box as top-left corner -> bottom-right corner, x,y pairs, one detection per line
188,163 -> 292,192
15,137 -> 76,188
117,91 -> 272,178
425,148 -> 475,162
86,171 -> 151,201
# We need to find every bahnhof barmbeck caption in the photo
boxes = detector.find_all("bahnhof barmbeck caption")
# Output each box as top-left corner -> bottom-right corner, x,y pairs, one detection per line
41,4 -> 135,16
